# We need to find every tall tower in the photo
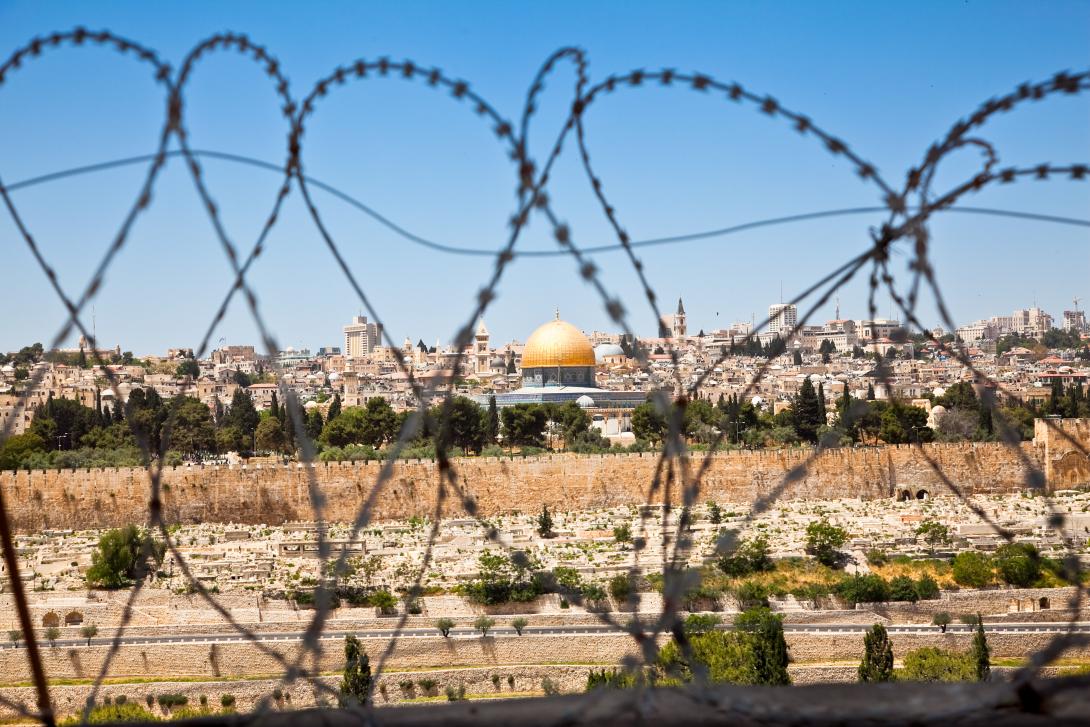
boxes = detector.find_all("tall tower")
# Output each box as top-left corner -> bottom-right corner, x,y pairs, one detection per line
673,298 -> 687,338
474,319 -> 490,374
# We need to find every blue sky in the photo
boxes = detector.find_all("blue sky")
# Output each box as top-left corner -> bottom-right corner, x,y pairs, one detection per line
0,1 -> 1087,354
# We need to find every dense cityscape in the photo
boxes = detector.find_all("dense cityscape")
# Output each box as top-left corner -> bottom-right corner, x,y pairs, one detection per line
2,301 -> 1087,469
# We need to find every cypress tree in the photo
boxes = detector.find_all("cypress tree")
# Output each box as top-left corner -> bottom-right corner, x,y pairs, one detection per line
327,393 -> 342,421
270,392 -> 280,421
971,614 -> 990,681
339,634 -> 372,706
858,623 -> 894,682
305,409 -> 324,441
866,383 -> 876,400
793,378 -> 822,443
737,608 -> 790,685
817,383 -> 827,428
485,395 -> 499,444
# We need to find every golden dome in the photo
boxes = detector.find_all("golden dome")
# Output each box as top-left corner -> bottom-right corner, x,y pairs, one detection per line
521,318 -> 596,369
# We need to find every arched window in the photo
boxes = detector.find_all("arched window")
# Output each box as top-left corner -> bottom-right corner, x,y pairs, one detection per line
41,612 -> 60,628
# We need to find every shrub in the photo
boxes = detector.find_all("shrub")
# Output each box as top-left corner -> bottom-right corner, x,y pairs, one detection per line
717,535 -> 773,577
507,674 -> 515,688
994,542 -> 1041,587
398,680 -> 415,693
865,549 -> 888,566
115,695 -> 127,705
581,582 -> 607,606
888,575 -> 919,603
199,695 -> 208,707
683,613 -> 722,635
733,580 -> 769,609
915,574 -> 940,600
836,574 -> 890,605
952,551 -> 993,588
541,677 -> 561,695
157,693 -> 188,708
444,684 -> 466,701
609,573 -> 632,602
220,694 -> 235,708
145,694 -> 153,707
491,674 -> 501,688
899,647 -> 975,682
613,523 -> 632,543
586,668 -> 637,691
417,678 -> 437,694
369,589 -> 398,614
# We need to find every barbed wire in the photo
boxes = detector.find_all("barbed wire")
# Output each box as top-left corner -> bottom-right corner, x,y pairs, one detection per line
0,28 -> 1087,726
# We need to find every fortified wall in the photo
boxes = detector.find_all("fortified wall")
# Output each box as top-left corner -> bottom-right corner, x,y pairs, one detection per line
4,423 -> 1088,532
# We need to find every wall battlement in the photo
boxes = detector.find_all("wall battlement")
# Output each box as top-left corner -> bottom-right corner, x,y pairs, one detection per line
5,426 -> 1087,532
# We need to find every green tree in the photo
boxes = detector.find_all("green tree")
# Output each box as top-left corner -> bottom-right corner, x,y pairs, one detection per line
858,624 -> 894,682
536,505 -> 554,538
484,395 -> 500,444
166,396 -> 216,455
338,634 -> 372,706
608,574 -> 632,602
435,618 -> 454,637
994,542 -> 1041,587
952,551 -> 994,588
916,520 -> 950,553
31,395 -> 98,451
8,630 -> 21,648
734,607 -> 790,685
915,574 -> 940,600
500,403 -> 548,447
86,526 -> 164,588
511,616 -> 529,635
804,520 -> 848,567
473,615 -> 496,637
326,393 -> 342,421
255,416 -> 286,453
225,389 -> 259,445
79,623 -> 98,646
0,432 -> 46,470
630,401 -> 667,444
44,626 -> 60,647
836,574 -> 890,605
175,359 -> 200,379
436,396 -> 486,453
932,612 -> 952,633
971,615 -> 990,681
717,535 -> 773,577
305,408 -> 324,441
792,378 -> 822,442
888,575 -> 919,603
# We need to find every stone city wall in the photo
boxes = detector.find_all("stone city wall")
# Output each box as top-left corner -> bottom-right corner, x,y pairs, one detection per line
0,440 -> 1061,532
1,630 -> 1084,686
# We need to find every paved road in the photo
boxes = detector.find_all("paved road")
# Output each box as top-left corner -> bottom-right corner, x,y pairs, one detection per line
6,622 -> 1089,650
